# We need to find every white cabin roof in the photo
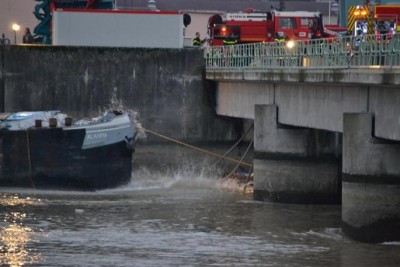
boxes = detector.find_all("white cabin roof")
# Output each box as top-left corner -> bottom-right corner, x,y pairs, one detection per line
224,12 -> 268,21
222,9 -> 321,22
273,10 -> 321,17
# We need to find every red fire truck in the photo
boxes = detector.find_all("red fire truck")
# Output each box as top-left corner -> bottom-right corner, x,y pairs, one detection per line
347,4 -> 400,37
207,8 -> 337,46
374,5 -> 400,36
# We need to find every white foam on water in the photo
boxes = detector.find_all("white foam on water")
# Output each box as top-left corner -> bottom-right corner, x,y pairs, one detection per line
102,158 -> 253,195
293,227 -> 347,242
215,177 -> 249,192
382,241 -> 400,246
109,160 -> 226,193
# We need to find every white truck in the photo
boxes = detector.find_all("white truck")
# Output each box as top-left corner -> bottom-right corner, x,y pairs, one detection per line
52,9 -> 187,48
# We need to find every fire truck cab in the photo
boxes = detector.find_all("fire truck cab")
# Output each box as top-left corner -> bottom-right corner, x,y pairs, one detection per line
374,5 -> 400,37
348,5 -> 371,37
207,9 -> 334,46
348,4 -> 400,38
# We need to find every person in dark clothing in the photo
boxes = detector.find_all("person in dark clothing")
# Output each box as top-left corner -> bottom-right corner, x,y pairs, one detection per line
193,32 -> 205,46
23,28 -> 33,44
274,32 -> 286,43
223,33 -> 237,45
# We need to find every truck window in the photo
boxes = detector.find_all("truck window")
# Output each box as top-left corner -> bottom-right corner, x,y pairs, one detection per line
278,18 -> 297,29
213,25 -> 240,39
301,18 -> 311,28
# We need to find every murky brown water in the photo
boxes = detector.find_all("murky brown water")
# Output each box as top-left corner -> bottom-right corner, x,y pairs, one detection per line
0,166 -> 399,266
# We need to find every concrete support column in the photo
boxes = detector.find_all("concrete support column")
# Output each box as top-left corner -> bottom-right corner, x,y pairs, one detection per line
342,113 -> 400,243
253,104 -> 340,204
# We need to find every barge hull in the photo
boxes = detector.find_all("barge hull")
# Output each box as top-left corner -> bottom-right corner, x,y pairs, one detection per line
0,128 -> 133,190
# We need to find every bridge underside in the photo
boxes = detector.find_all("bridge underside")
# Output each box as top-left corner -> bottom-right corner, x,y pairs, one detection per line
212,78 -> 400,243
215,78 -> 400,141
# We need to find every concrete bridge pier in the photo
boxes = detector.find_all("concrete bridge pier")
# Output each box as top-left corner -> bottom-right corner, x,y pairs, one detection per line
253,104 -> 340,204
342,113 -> 400,243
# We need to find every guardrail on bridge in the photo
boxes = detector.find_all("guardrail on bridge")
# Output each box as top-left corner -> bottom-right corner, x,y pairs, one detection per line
204,34 -> 400,70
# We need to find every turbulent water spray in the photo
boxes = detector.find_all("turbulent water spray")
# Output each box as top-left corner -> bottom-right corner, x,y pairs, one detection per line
101,87 -> 147,141
97,88 -> 251,193
120,159 -> 230,192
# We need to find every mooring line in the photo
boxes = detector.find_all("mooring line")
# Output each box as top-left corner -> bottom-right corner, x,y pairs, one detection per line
223,138 -> 254,179
143,128 -> 252,168
26,130 -> 36,189
212,123 -> 254,167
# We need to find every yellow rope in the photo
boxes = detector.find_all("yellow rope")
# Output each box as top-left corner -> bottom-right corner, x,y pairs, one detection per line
143,128 -> 252,168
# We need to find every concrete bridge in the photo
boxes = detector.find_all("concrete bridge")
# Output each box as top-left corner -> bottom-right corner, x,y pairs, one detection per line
204,35 -> 400,243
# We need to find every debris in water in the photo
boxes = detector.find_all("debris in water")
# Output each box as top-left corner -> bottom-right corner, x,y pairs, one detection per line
222,172 -> 253,193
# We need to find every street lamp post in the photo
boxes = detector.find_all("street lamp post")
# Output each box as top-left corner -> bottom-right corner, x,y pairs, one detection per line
12,23 -> 20,44
316,0 -> 339,25
328,0 -> 331,24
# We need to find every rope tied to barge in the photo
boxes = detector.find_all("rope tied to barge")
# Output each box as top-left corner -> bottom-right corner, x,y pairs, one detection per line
142,128 -> 252,168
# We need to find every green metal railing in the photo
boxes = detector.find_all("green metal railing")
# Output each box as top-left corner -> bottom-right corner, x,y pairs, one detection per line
204,34 -> 400,70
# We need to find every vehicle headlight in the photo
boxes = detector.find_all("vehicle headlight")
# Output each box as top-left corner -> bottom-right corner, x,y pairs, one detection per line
286,40 -> 295,49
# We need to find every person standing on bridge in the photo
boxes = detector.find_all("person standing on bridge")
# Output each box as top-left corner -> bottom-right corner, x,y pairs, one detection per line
193,32 -> 205,47
222,33 -> 238,67
223,33 -> 238,46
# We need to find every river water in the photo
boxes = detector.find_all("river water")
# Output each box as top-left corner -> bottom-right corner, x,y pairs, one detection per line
1,166 -> 399,267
